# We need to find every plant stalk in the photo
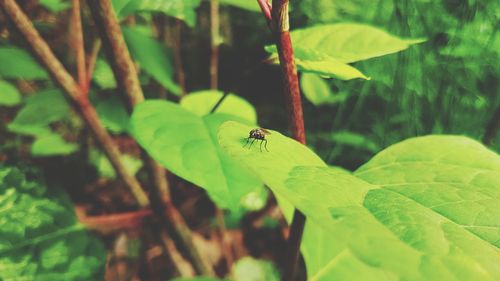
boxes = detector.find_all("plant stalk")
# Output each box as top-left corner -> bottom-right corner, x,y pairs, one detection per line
259,0 -> 307,280
86,0 -> 213,276
210,0 -> 220,89
70,0 -> 87,93
0,0 -> 149,207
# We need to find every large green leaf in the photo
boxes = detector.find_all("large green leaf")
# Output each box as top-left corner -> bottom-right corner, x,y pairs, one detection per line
116,0 -> 201,27
217,121 -> 325,193
219,124 -> 500,280
0,166 -> 105,280
0,47 -> 49,79
0,80 -> 21,106
217,121 -> 326,216
180,90 -> 257,123
286,136 -> 500,280
130,101 -> 261,210
267,23 -> 425,63
265,23 -> 424,79
122,26 -> 181,95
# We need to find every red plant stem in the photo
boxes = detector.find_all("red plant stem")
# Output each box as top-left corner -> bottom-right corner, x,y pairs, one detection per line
70,0 -> 87,94
87,0 -> 213,276
0,0 -> 149,207
210,0 -> 219,89
261,0 -> 307,280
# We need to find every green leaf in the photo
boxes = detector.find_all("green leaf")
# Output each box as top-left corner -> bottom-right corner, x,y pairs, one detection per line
217,121 -> 326,216
219,124 -> 500,280
0,80 -> 21,106
131,101 -> 262,210
122,26 -> 181,95
31,134 -> 78,156
92,59 -> 117,89
265,23 -> 424,79
232,257 -> 280,281
96,96 -> 129,133
0,166 -> 105,280
117,0 -> 202,27
0,47 -> 49,79
300,73 -> 348,105
285,136 -> 500,280
39,0 -> 71,12
269,23 -> 426,63
180,90 -> 257,123
89,149 -> 143,179
266,47 -> 369,80
9,89 -> 69,128
219,0 -> 260,11
7,123 -> 53,137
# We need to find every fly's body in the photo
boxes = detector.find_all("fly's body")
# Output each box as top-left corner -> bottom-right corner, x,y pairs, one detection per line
244,128 -> 270,152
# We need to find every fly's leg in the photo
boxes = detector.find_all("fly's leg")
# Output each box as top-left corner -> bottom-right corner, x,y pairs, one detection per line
248,138 -> 256,149
263,139 -> 269,152
259,139 -> 263,152
243,137 -> 251,148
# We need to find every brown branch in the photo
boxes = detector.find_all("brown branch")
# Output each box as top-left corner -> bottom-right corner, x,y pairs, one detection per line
70,0 -> 87,93
260,0 -> 306,280
86,0 -> 143,107
86,0 -> 214,276
86,38 -> 101,87
210,0 -> 219,89
0,0 -> 149,207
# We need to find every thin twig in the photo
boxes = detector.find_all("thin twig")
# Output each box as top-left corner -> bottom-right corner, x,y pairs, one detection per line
0,0 -> 149,207
86,0 -> 214,276
210,0 -> 220,89
259,0 -> 307,280
209,91 -> 229,113
86,38 -> 101,86
70,0 -> 87,94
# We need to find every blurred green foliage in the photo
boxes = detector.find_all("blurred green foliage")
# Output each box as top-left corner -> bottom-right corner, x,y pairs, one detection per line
0,166 -> 105,280
292,0 -> 499,167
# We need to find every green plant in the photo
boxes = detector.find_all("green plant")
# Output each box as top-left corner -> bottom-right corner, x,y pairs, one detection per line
0,166 -> 105,280
218,121 -> 500,280
0,0 -> 498,280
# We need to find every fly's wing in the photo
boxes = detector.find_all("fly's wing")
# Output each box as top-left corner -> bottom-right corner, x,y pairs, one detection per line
260,128 -> 271,135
